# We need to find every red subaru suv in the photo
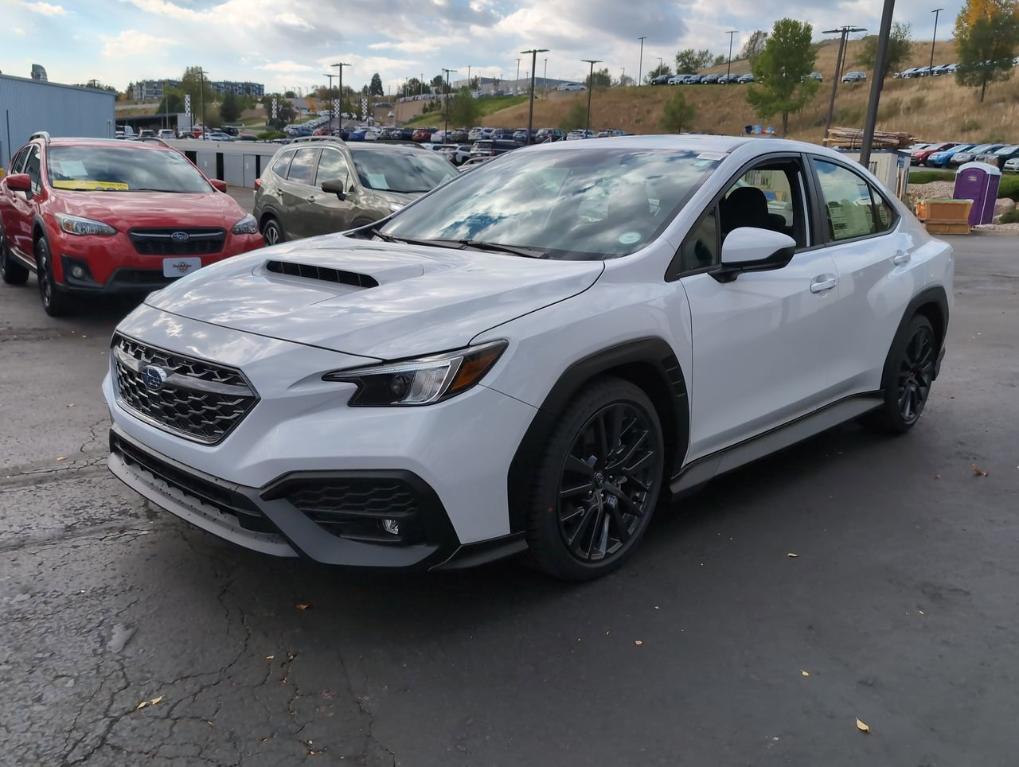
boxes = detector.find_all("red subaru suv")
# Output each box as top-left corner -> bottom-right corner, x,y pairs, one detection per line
0,134 -> 264,316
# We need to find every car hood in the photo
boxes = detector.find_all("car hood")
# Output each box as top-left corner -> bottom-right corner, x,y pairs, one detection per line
144,235 -> 604,359
55,191 -> 245,229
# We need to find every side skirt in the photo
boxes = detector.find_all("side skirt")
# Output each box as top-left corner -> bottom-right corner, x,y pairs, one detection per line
9,244 -> 36,272
670,393 -> 883,495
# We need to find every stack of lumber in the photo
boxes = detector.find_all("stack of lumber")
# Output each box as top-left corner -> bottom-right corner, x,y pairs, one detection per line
823,127 -> 914,149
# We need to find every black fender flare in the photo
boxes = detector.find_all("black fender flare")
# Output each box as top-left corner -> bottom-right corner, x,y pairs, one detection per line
884,285 -> 950,387
506,337 -> 689,533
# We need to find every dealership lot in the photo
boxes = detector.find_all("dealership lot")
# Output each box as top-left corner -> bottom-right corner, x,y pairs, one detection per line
1,234 -> 1017,765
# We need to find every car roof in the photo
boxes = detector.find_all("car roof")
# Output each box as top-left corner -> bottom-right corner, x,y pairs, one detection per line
37,137 -> 170,151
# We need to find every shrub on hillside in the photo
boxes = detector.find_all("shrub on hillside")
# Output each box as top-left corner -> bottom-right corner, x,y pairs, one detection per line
999,175 -> 1019,202
999,208 -> 1019,223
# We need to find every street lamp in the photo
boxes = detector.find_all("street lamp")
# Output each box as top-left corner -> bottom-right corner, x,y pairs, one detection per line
332,62 -> 350,131
860,0 -> 897,168
521,48 -> 549,144
822,26 -> 866,138
929,8 -> 944,74
442,67 -> 457,138
581,59 -> 602,133
323,73 -> 335,129
638,35 -> 646,86
726,31 -> 738,78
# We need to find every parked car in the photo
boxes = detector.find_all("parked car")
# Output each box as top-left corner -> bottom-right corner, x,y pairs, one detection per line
926,144 -> 973,167
434,143 -> 472,165
157,129 -> 176,140
566,129 -> 596,140
650,75 -> 672,85
950,144 -> 1003,166
0,133 -> 263,316
911,142 -> 958,166
470,139 -> 520,157
737,73 -> 755,84
411,128 -> 436,142
468,127 -> 485,142
513,129 -> 531,143
1004,157 -> 1019,172
700,73 -> 720,84
841,71 -> 867,83
977,145 -> 1019,169
807,71 -> 824,82
253,139 -> 458,244
535,128 -> 565,143
557,83 -> 587,91
104,135 -> 953,579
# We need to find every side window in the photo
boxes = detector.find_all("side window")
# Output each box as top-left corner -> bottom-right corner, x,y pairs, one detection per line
316,149 -> 350,189
9,147 -> 28,175
676,208 -> 719,274
286,148 -> 320,186
24,147 -> 42,196
813,160 -> 887,241
717,160 -> 809,248
271,151 -> 295,179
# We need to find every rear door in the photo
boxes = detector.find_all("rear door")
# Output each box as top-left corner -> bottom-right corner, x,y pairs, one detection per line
303,147 -> 357,236
0,147 -> 28,255
278,148 -> 321,240
808,156 -> 909,395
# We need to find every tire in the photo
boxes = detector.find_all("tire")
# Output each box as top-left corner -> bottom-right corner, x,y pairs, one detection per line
526,377 -> 665,581
865,314 -> 937,434
261,216 -> 284,245
35,237 -> 74,317
0,223 -> 29,285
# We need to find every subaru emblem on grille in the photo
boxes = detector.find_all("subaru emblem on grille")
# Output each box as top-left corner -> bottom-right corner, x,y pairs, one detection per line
141,365 -> 169,390
170,231 -> 190,242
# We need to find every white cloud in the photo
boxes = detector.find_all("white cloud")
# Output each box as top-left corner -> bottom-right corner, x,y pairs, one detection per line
24,1 -> 66,15
101,30 -> 176,58
257,60 -> 317,73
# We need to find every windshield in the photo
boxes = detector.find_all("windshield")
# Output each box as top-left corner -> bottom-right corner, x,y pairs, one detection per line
349,148 -> 457,194
46,146 -> 212,193
379,147 -> 721,260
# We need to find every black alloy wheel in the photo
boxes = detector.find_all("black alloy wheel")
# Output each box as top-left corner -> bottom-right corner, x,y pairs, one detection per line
36,237 -> 72,317
558,403 -> 660,562
897,322 -> 936,426
527,378 -> 665,580
261,217 -> 283,245
0,224 -> 29,285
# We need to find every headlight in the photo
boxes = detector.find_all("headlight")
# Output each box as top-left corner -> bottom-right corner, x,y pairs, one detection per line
323,340 -> 507,406
232,214 -> 258,235
55,213 -> 116,237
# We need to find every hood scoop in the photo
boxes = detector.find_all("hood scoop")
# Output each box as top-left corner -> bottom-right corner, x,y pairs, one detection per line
265,260 -> 379,289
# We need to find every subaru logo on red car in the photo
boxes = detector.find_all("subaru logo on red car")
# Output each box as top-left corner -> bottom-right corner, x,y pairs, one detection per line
140,365 -> 168,391
170,231 -> 190,242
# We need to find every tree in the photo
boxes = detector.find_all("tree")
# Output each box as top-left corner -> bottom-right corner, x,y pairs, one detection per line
675,49 -> 713,74
617,74 -> 635,87
661,91 -> 696,132
431,74 -> 450,94
157,87 -> 184,114
447,87 -> 480,126
219,91 -> 240,123
955,0 -> 1019,101
369,72 -> 384,97
740,30 -> 769,60
284,90 -> 296,98
586,67 -> 613,88
560,100 -> 588,130
713,54 -> 727,66
644,63 -> 673,83
181,66 -> 216,113
746,18 -> 819,135
857,22 -> 913,79
260,94 -> 296,129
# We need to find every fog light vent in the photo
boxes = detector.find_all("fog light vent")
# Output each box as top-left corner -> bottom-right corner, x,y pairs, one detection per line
381,519 -> 401,535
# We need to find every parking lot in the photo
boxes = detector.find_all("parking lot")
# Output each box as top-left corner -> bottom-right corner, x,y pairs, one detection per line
0,233 -> 1016,765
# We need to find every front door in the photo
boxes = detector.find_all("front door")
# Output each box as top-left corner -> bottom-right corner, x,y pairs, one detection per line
9,146 -> 42,260
677,156 -> 843,460
305,147 -> 357,236
278,147 -> 321,240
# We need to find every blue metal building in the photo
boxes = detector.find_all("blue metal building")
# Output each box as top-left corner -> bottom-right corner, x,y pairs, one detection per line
1,74 -> 116,170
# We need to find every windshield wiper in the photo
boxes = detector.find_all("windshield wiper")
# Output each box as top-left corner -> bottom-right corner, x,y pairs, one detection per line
447,240 -> 547,259
369,229 -> 454,249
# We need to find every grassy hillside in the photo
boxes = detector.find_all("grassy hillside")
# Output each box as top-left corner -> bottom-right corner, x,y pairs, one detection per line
478,38 -> 1019,144
404,95 -> 528,127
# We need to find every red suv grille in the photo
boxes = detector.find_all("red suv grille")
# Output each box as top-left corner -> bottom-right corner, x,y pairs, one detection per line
129,228 -> 225,255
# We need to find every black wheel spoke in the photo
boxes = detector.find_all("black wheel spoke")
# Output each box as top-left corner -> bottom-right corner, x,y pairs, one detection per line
565,455 -> 594,477
607,504 -> 631,543
560,482 -> 594,499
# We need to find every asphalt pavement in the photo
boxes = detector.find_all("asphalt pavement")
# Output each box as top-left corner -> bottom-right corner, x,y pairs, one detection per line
1,235 -> 1017,766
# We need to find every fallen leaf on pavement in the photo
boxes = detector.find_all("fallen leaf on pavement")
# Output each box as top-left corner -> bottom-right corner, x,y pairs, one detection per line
801,670 -> 810,677
971,464 -> 988,477
56,456 -> 67,462
787,552 -> 798,558
856,718 -> 870,734
136,695 -> 164,711
634,640 -> 644,646
265,655 -> 274,661
295,602 -> 312,611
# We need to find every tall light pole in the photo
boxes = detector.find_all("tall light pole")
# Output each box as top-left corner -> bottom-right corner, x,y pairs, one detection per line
543,57 -> 548,95
442,67 -> 456,138
581,59 -> 602,133
726,30 -> 738,78
823,26 -> 866,139
860,0 -> 896,168
515,58 -> 521,90
521,48 -> 549,144
638,35 -> 646,86
332,62 -> 350,131
929,8 -> 943,73
323,73 -> 335,130
195,67 -> 206,138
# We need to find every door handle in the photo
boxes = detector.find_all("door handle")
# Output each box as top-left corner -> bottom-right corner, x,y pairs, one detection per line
810,275 -> 838,294
893,251 -> 910,266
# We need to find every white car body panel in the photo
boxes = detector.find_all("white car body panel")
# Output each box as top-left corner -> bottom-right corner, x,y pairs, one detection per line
103,134 -> 954,569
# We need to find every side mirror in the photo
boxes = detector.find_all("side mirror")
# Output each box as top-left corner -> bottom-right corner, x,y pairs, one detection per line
715,227 -> 797,283
5,173 -> 31,193
209,179 -> 228,193
320,178 -> 347,200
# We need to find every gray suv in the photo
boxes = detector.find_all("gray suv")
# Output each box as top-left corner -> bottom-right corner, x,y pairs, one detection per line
253,138 -> 458,243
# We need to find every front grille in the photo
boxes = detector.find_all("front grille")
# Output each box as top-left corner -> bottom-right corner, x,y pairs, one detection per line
111,432 -> 275,533
130,228 -> 225,256
112,334 -> 258,445
267,477 -> 426,544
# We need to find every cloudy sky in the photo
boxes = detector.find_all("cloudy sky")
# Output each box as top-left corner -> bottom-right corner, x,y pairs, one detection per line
2,0 -> 963,93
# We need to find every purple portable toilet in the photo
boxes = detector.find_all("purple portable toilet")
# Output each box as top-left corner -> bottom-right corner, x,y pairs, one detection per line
954,162 -> 1002,226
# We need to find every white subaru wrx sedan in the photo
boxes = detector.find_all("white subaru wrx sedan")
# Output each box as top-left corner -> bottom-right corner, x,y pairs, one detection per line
103,135 -> 953,580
